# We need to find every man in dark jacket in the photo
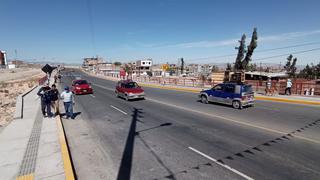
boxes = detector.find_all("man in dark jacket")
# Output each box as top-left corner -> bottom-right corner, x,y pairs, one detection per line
37,84 -> 52,117
50,84 -> 60,116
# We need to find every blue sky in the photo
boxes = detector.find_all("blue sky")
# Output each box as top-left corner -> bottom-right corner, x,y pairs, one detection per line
2,0 -> 320,65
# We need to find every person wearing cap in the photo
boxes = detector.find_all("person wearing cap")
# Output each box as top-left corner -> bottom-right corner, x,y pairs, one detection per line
60,86 -> 74,119
285,79 -> 292,95
37,84 -> 52,117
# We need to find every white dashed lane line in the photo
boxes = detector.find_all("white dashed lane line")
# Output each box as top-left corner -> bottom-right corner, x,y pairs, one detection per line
188,147 -> 254,180
110,105 -> 128,115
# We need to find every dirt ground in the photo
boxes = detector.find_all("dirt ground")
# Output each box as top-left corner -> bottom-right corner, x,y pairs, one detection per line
0,68 -> 44,127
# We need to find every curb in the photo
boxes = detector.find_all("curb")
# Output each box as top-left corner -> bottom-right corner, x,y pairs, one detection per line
56,115 -> 75,180
255,96 -> 320,105
13,85 -> 38,120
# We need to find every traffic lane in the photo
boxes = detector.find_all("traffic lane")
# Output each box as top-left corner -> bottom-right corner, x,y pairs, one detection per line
71,70 -> 320,132
72,70 -> 320,143
88,80 -> 320,179
141,86 -> 320,135
61,72 -> 244,179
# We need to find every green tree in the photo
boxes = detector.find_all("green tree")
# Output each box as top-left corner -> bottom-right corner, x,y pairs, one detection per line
211,65 -> 219,73
242,27 -> 258,69
180,58 -> 184,74
246,63 -> 257,71
124,63 -> 133,79
226,63 -> 232,71
284,54 -> 297,78
234,34 -> 246,70
113,61 -> 122,66
284,54 -> 293,72
315,62 -> 320,79
234,28 -> 258,71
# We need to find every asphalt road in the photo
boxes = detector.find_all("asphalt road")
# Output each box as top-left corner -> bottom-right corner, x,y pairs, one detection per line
60,69 -> 320,180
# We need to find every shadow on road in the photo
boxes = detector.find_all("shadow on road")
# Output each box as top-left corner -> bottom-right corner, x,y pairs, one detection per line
117,108 -> 141,180
117,108 -> 175,180
60,112 -> 81,119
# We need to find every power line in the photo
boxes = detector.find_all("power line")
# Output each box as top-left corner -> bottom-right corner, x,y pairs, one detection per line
187,41 -> 320,62
253,47 -> 320,62
255,42 -> 320,53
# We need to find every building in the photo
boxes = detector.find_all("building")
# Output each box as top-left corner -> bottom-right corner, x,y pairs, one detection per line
151,64 -> 163,77
201,64 -> 212,75
10,60 -> 24,68
134,59 -> 153,76
186,64 -> 201,76
244,71 -> 288,81
82,57 -> 104,71
96,62 -> 121,77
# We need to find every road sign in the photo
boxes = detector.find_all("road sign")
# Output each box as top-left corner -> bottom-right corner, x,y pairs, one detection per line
41,64 -> 54,74
162,64 -> 169,71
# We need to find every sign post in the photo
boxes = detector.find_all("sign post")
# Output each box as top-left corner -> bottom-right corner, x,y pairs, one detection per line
41,64 -> 54,85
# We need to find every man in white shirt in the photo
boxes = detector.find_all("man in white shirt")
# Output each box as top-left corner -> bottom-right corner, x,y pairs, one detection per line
285,79 -> 292,95
60,86 -> 74,119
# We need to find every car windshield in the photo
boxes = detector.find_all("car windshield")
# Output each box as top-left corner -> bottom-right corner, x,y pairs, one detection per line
242,85 -> 253,93
75,80 -> 88,85
124,82 -> 139,88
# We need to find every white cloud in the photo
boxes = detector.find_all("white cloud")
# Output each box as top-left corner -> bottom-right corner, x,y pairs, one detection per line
159,29 -> 320,49
260,30 -> 320,42
165,39 -> 238,48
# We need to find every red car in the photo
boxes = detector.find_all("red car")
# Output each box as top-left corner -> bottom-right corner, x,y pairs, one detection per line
71,79 -> 93,95
115,80 -> 145,100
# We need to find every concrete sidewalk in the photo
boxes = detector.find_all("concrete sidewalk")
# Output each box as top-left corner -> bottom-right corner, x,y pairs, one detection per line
0,74 -> 74,179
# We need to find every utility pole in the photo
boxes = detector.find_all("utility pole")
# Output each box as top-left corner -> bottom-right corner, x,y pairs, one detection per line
14,49 -> 18,61
279,61 -> 282,72
260,62 -> 262,80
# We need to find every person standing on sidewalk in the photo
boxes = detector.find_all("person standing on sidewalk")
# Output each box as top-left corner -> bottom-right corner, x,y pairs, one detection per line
60,86 -> 74,119
37,84 -> 52,117
265,78 -> 272,96
285,79 -> 292,95
50,84 -> 60,116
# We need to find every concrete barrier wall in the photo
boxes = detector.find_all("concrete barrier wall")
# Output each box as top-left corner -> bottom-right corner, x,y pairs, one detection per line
13,85 -> 38,119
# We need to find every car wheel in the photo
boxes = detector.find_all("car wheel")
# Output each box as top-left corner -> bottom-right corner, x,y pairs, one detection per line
232,101 -> 242,109
201,95 -> 208,104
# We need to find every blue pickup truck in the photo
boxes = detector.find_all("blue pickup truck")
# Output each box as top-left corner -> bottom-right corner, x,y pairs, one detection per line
199,83 -> 254,109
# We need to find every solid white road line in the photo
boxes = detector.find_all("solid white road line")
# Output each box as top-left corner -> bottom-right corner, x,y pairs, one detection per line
188,147 -> 254,180
89,94 -> 96,98
110,105 -> 128,115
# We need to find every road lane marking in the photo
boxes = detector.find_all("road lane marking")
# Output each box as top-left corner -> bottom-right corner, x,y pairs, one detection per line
147,98 -> 320,144
110,105 -> 128,115
92,83 -> 320,144
188,147 -> 254,180
89,94 -> 96,98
